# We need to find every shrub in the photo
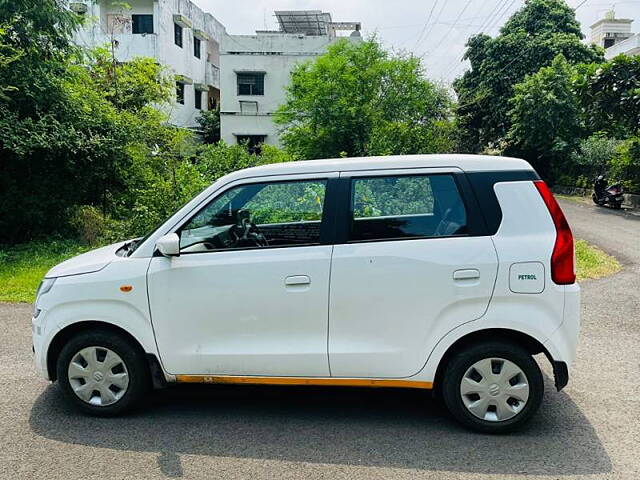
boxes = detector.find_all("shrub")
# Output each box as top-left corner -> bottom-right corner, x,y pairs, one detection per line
567,133 -> 623,184
70,205 -> 129,246
609,136 -> 640,193
197,108 -> 221,144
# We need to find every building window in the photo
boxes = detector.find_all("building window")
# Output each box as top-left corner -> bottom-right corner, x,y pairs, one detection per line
174,23 -> 183,47
132,14 -> 153,34
237,72 -> 265,96
237,135 -> 266,155
604,38 -> 615,48
194,37 -> 201,58
176,82 -> 185,105
195,90 -> 202,110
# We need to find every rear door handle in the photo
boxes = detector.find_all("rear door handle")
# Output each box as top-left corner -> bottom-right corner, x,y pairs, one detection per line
285,275 -> 311,286
453,269 -> 480,280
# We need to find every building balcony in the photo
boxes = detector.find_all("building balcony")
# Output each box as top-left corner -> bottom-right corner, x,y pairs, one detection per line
605,33 -> 640,60
77,31 -> 158,62
206,63 -> 220,89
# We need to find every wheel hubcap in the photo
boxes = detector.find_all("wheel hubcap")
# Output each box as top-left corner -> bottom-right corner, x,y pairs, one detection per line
460,357 -> 530,422
67,346 -> 129,407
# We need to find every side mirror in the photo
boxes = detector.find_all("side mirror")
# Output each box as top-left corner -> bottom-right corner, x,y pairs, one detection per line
156,233 -> 180,257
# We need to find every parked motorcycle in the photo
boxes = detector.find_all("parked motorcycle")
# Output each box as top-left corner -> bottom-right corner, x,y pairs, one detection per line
592,175 -> 624,209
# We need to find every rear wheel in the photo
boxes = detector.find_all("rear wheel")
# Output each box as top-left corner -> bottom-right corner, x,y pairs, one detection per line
442,341 -> 543,434
56,329 -> 150,416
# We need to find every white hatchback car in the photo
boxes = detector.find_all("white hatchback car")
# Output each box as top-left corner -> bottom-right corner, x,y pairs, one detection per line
32,155 -> 580,433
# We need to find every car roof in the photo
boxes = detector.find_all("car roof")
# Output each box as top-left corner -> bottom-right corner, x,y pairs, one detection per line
227,154 -> 533,181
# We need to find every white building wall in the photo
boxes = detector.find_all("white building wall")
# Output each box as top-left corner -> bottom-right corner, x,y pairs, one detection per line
72,0 -> 225,128
220,34 -> 333,147
220,34 -> 346,148
590,18 -> 633,47
604,33 -> 640,59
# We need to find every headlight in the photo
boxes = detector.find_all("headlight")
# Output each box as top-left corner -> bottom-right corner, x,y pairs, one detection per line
36,277 -> 56,299
34,278 -> 56,318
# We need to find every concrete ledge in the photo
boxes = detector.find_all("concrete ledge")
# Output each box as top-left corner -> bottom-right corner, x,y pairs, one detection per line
552,185 -> 640,209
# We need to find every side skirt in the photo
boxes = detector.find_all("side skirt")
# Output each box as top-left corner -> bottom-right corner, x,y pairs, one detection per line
174,375 -> 433,389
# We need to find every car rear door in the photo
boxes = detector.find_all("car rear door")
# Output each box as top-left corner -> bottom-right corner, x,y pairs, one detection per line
328,168 -> 498,378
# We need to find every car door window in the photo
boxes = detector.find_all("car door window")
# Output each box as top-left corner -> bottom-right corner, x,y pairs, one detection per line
179,179 -> 327,253
350,174 -> 467,242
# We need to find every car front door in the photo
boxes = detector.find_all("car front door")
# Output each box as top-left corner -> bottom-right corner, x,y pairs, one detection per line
147,174 -> 335,377
328,169 -> 498,378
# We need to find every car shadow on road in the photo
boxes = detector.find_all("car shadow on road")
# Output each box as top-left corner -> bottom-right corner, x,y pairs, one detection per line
29,377 -> 611,477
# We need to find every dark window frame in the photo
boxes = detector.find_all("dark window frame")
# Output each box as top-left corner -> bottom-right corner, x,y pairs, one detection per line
194,89 -> 202,110
329,172 -> 487,244
236,135 -> 266,155
175,178 -> 335,255
174,22 -> 183,47
236,72 -> 265,96
194,36 -> 201,58
132,14 -> 154,34
176,82 -> 185,105
345,173 -> 470,243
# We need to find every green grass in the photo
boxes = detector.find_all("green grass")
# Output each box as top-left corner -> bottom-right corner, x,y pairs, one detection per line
555,194 -> 592,206
0,237 -> 621,303
0,240 -> 90,303
575,239 -> 621,281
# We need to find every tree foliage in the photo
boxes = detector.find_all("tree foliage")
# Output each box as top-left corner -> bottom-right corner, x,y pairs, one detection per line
274,38 -> 453,159
454,0 -> 603,153
0,1 -> 180,243
197,108 -> 221,144
507,55 -> 584,180
574,55 -> 640,138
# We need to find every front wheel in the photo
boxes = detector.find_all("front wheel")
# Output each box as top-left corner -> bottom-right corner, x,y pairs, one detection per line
56,329 -> 150,416
442,341 -> 543,434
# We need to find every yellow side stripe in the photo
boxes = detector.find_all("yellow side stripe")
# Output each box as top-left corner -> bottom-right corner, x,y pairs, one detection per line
174,375 -> 433,389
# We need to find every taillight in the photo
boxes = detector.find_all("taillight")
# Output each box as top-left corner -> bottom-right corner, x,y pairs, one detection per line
533,181 -> 576,285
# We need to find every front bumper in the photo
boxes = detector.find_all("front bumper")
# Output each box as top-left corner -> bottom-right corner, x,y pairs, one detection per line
31,311 -> 51,381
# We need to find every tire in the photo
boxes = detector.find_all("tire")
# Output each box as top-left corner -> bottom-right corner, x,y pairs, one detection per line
56,329 -> 150,416
441,341 -> 543,434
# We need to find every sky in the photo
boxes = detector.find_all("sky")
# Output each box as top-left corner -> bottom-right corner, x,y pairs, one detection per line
192,0 -> 640,84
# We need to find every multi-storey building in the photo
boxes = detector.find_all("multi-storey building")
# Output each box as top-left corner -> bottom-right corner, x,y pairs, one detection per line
220,11 -> 361,151
70,0 -> 225,128
590,11 -> 638,60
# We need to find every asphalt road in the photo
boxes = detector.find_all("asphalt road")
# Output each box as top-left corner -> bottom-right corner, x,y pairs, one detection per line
1,199 -> 638,479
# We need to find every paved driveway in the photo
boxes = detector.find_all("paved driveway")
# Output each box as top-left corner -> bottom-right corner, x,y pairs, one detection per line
0,199 -> 638,479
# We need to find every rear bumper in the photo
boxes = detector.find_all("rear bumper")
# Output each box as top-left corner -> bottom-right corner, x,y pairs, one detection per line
544,283 -> 581,390
552,361 -> 569,391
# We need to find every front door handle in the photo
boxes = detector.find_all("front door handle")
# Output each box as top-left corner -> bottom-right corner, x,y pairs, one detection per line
453,269 -> 480,280
285,275 -> 311,286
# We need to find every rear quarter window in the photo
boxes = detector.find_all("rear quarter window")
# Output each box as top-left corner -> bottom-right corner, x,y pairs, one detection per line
349,174 -> 468,242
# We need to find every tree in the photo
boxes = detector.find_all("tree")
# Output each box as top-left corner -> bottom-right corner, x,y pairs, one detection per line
0,0 -> 177,243
507,55 -> 584,180
197,108 -> 221,144
574,55 -> 640,138
274,38 -> 453,160
454,0 -> 603,153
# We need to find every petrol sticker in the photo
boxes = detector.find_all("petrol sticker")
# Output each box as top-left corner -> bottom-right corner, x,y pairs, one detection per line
518,274 -> 537,280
